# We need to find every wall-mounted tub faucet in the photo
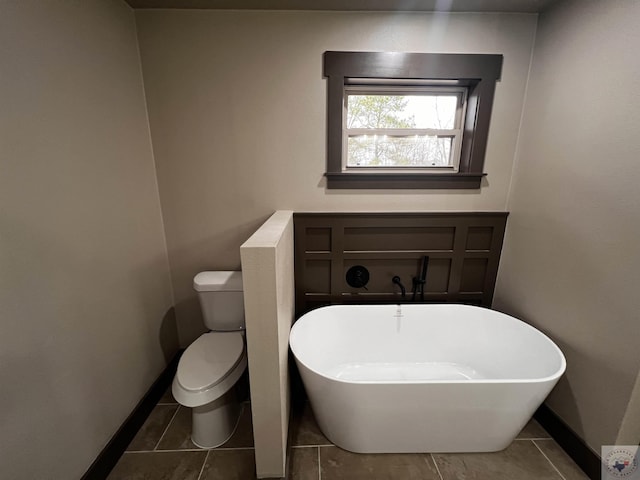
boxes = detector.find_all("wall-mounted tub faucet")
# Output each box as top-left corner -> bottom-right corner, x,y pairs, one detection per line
392,276 -> 406,298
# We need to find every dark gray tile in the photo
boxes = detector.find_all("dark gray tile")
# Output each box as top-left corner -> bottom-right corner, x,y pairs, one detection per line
320,446 -> 441,480
157,404 -> 253,450
290,447 -> 319,480
159,385 -> 177,404
535,440 -> 590,480
107,451 -> 207,480
291,403 -> 330,446
517,418 -> 551,439
156,406 -> 198,450
221,404 -> 254,448
126,405 -> 178,451
199,449 -> 256,480
433,440 -> 563,480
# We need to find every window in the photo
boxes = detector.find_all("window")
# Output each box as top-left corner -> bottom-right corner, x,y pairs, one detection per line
324,52 -> 503,189
345,87 -> 467,170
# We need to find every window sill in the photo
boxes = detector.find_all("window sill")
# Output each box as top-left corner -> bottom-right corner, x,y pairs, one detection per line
324,172 -> 486,189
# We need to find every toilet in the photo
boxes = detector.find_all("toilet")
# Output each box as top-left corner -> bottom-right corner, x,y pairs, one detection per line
172,271 -> 247,449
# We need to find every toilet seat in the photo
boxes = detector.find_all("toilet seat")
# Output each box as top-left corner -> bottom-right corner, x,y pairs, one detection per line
177,332 -> 244,392
173,331 -> 247,408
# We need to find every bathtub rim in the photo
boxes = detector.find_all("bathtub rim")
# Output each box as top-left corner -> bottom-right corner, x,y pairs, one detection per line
289,303 -> 567,386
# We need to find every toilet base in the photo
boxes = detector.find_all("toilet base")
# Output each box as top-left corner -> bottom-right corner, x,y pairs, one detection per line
191,388 -> 242,449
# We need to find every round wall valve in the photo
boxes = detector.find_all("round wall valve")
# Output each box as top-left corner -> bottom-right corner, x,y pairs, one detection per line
346,265 -> 370,289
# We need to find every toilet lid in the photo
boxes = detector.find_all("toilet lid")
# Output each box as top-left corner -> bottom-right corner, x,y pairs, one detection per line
177,332 -> 245,392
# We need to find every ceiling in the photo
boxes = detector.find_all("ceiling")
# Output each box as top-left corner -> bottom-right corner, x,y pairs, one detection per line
124,0 -> 559,13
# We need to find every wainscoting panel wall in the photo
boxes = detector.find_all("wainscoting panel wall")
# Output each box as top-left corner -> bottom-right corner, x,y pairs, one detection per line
294,212 -> 508,317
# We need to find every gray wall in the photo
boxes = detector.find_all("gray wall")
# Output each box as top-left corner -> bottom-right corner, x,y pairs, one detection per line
494,0 -> 640,452
135,10 -> 537,346
0,1 -> 176,478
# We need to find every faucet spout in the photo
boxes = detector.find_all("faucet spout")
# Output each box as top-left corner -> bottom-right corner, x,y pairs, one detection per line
392,276 -> 406,298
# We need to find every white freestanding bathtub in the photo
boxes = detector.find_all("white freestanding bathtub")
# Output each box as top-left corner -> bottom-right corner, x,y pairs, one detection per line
289,304 -> 566,453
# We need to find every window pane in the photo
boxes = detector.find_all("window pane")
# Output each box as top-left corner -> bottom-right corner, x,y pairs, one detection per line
347,135 -> 453,167
347,94 -> 458,130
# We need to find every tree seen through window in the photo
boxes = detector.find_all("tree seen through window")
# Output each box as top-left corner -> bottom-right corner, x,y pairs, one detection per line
346,93 -> 459,168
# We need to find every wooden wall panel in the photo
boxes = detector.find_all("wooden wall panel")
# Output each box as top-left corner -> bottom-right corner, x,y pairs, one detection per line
294,212 -> 508,317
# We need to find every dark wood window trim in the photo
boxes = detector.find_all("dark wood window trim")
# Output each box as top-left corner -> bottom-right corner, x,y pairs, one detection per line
324,51 -> 503,190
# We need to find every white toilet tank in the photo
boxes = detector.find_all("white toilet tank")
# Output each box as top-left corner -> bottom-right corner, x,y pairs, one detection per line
193,271 -> 245,331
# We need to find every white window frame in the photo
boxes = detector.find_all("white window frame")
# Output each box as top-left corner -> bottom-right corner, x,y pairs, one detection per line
343,85 -> 468,173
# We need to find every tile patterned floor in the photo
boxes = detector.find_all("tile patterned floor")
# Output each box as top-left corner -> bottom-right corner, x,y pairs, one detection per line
107,389 -> 589,480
